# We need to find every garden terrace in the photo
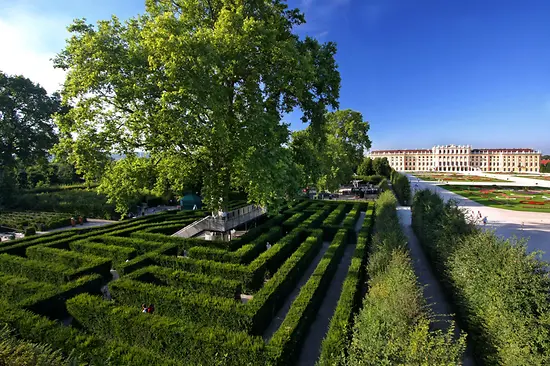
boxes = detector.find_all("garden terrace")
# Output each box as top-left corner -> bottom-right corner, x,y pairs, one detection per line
0,200 -> 378,365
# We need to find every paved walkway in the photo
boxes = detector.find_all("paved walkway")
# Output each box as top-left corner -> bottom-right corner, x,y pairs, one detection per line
397,207 -> 476,366
407,174 -> 550,261
36,218 -> 117,235
296,212 -> 366,366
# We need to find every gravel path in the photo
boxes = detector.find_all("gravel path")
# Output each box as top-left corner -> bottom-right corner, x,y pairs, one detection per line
397,206 -> 476,366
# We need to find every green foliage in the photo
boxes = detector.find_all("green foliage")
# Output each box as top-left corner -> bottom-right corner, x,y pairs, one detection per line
268,228 -> 350,365
0,211 -> 70,231
54,1 -> 340,213
0,324 -> 69,365
318,210 -> 374,365
70,240 -> 137,269
355,174 -> 385,185
357,157 -> 375,176
291,110 -> 371,192
390,170 -> 411,205
412,189 -> 550,365
67,293 -> 266,365
372,157 -> 391,178
347,190 -> 465,365
377,177 -> 390,192
127,265 -> 242,299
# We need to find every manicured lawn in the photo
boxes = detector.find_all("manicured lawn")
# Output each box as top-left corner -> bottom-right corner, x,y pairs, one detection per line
442,185 -> 550,213
412,173 -> 506,183
516,175 -> 550,181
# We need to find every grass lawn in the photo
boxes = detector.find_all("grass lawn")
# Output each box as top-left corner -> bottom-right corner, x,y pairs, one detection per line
515,175 -> 550,181
442,185 -> 550,213
412,173 -> 507,183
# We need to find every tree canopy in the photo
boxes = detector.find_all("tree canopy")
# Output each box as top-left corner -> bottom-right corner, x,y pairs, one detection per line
0,71 -> 64,204
291,109 -> 370,192
357,157 -> 375,176
53,0 -> 340,214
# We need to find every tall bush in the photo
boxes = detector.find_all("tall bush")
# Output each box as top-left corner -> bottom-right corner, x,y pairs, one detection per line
346,191 -> 465,365
390,170 -> 411,205
412,189 -> 550,365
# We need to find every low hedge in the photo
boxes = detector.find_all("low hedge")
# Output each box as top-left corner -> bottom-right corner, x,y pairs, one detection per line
88,235 -> 164,254
187,226 -> 283,264
342,203 -> 361,229
0,299 -> 178,365
267,228 -> 350,365
281,212 -> 311,231
300,206 -> 334,229
247,230 -> 324,335
156,228 -> 308,292
26,245 -> 104,269
69,240 -> 137,269
109,278 -> 250,332
67,293 -> 267,365
318,212 -> 374,365
127,265 -> 242,299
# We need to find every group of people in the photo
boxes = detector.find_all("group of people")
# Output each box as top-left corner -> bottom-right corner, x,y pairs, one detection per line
141,304 -> 155,314
476,211 -> 488,225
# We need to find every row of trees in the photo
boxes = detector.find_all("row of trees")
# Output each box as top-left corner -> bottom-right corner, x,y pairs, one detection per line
2,1 -> 372,216
541,155 -> 550,173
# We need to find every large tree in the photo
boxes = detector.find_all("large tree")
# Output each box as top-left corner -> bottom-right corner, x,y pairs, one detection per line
357,157 -> 375,176
0,71 -> 63,204
53,0 -> 340,213
291,109 -> 370,192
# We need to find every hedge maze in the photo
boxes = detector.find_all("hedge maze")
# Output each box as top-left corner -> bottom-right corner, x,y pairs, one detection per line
0,200 -> 375,365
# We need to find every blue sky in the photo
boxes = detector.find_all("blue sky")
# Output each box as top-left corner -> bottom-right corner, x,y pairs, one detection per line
1,0 -> 548,153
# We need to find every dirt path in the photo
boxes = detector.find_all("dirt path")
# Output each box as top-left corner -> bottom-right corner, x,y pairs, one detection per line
397,206 -> 476,366
295,212 -> 366,366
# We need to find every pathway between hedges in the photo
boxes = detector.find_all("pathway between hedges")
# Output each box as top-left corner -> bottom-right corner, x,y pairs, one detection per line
262,239 -> 333,341
397,206 -> 476,366
295,212 -> 366,366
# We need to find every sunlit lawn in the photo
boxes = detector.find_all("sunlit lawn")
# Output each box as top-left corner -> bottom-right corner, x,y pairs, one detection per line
412,173 -> 507,183
442,185 -> 550,213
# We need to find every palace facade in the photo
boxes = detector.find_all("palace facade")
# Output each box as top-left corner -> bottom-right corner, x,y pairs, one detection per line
369,144 -> 541,173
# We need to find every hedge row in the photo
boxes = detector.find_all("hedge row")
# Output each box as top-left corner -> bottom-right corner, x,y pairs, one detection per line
89,235 -> 164,254
342,203 -> 362,229
412,189 -> 550,365
187,226 -> 283,264
281,211 -> 311,230
268,228 -> 350,365
0,251 -> 111,285
155,228 -> 308,292
346,191 -> 464,365
317,208 -> 375,365
109,278 -> 249,332
69,240 -> 136,269
247,230 -> 324,335
390,170 -> 411,205
127,265 -> 242,299
26,245 -> 104,269
299,206 -> 334,229
0,300 -> 178,365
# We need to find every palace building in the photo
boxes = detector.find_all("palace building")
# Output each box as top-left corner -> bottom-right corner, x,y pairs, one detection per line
369,145 -> 541,173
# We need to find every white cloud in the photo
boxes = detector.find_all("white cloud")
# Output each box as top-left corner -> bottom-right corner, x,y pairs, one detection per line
0,4 -> 70,93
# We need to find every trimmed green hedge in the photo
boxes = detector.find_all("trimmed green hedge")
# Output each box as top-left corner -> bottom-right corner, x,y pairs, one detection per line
412,189 -> 550,365
69,240 -> 136,269
127,265 -> 242,299
247,230 -> 324,335
268,228 -> 350,365
299,206 -> 334,229
187,226 -> 283,264
346,190 -> 464,365
0,299 -> 178,365
109,278 -> 250,332
67,293 -> 266,365
317,209 -> 374,365
26,245 -> 104,269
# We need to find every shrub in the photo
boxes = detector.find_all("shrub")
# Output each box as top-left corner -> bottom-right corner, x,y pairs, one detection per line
67,293 -> 267,365
412,189 -> 550,365
267,228 -> 350,365
70,240 -> 137,269
109,278 -> 250,332
247,230 -> 323,335
317,212 -> 374,365
127,265 -> 242,299
345,191 -> 465,365
390,170 -> 411,205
